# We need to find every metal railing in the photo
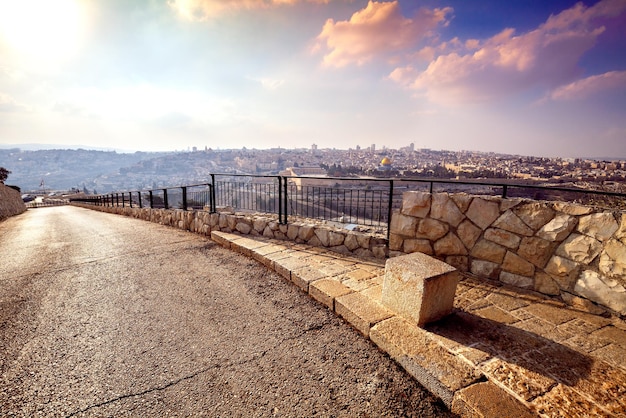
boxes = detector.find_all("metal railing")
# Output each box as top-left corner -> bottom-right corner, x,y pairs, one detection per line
71,174 -> 626,238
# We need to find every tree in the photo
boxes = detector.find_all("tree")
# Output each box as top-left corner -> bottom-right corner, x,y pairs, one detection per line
0,167 -> 10,184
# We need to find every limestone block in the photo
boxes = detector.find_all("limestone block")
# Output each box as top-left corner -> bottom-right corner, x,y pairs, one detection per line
502,251 -> 535,277
314,228 -> 331,247
499,271 -> 533,289
415,218 -> 449,241
514,202 -> 555,231
306,235 -> 322,247
218,213 -> 229,228
344,233 -> 360,251
545,255 -> 580,290
235,221 -> 252,234
470,239 -> 506,264
466,198 -> 500,230
599,239 -> 626,279
335,292 -> 394,336
493,210 -> 534,236
560,292 -> 607,316
297,225 -> 315,241
471,259 -> 501,280
452,381 -> 536,418
401,191 -> 431,218
616,214 -> 626,244
389,233 -> 404,252
227,215 -> 237,230
457,220 -> 482,249
431,193 -> 465,227
309,278 -> 353,310
552,202 -> 593,216
263,226 -> 274,238
500,197 -> 523,212
434,232 -> 468,256
577,212 -> 619,241
451,193 -> 473,213
372,245 -> 387,259
575,270 -> 626,315
382,252 -> 460,326
404,238 -> 433,255
357,233 -> 371,250
534,272 -> 560,296
484,228 -> 521,249
329,231 -> 345,247
287,224 -> 299,240
279,224 -> 288,234
517,236 -> 555,268
556,233 -> 602,264
537,214 -> 577,241
390,212 -> 418,236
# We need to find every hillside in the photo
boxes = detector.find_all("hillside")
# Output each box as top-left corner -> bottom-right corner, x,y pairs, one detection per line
0,184 -> 26,221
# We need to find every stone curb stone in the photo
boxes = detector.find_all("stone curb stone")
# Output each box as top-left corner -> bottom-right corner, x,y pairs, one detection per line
335,292 -> 394,337
451,381 -> 538,418
309,279 -> 354,310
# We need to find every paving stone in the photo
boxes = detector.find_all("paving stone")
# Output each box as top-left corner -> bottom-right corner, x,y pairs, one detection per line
486,291 -> 531,311
309,278 -> 353,310
531,342 -> 594,387
455,343 -> 495,367
474,306 -> 519,324
590,343 -> 626,373
481,358 -> 556,402
210,230 -> 236,248
370,316 -> 482,407
522,303 -> 579,326
564,359 -> 626,415
513,317 -> 574,343
273,256 -> 310,280
291,263 -> 328,292
591,325 -> 626,348
563,334 -> 611,354
452,381 -> 537,418
531,384 -> 614,418
335,292 -> 394,337
250,244 -> 287,265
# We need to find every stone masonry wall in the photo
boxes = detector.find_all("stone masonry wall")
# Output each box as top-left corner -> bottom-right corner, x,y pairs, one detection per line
72,203 -> 388,259
389,191 -> 626,316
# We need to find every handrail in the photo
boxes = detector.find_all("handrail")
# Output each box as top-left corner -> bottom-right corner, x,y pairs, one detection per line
70,173 -> 626,237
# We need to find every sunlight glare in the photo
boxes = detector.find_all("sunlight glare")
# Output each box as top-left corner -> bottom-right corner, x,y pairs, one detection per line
0,0 -> 85,64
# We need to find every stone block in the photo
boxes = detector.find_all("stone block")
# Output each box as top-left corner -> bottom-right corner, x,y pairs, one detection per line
452,381 -> 536,418
484,228 -> 521,249
389,212 -> 418,236
471,239 -> 506,264
403,238 -> 433,255
514,202 -> 555,231
458,220 -> 482,249
556,233 -> 602,264
575,270 -> 626,315
370,316 -> 482,407
517,236 -> 555,268
434,232 -> 467,256
466,198 -> 500,230
599,239 -> 626,279
335,292 -> 394,336
401,191 -> 431,218
382,252 -> 460,326
499,271 -> 533,289
309,278 -> 353,310
297,224 -> 315,241
577,212 -> 619,241
471,259 -> 500,280
430,193 -> 465,227
415,218 -> 449,241
536,214 -> 576,241
502,251 -> 535,277
493,210 -> 534,236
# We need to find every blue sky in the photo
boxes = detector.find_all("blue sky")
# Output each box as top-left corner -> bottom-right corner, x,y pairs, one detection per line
0,0 -> 625,158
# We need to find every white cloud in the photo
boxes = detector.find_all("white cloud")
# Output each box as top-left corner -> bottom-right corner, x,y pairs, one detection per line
547,71 -> 626,101
314,1 -> 452,67
0,92 -> 29,112
390,0 -> 626,105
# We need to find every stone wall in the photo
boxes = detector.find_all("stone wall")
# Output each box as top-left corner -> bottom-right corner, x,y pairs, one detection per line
72,203 -> 388,259
0,184 -> 26,221
389,191 -> 626,316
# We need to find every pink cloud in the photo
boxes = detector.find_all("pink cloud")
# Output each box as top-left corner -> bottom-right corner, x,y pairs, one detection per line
169,0 -> 332,20
391,0 -> 626,105
314,1 -> 452,67
548,70 -> 626,101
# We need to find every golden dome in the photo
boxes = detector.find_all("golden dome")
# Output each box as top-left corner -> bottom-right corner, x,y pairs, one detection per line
381,157 -> 392,166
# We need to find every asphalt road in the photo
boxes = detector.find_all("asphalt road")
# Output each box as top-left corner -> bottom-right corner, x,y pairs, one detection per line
0,206 -> 453,417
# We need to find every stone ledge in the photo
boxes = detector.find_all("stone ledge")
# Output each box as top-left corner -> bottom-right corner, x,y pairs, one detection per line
452,381 -> 537,418
335,292 -> 394,337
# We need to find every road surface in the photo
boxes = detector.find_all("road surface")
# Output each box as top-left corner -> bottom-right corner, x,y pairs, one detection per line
0,206 -> 453,417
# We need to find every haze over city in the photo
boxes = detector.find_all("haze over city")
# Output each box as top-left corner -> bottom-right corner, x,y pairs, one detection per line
1,0 -> 625,158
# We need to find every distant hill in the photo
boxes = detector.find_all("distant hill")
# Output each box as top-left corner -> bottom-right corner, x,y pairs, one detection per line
0,148 -> 167,192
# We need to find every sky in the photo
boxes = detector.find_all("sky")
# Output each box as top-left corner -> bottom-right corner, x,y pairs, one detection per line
0,0 -> 625,158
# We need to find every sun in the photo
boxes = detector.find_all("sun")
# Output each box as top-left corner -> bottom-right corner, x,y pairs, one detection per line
0,0 -> 85,65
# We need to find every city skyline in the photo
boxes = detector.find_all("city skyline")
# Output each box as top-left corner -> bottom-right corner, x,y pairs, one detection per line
1,0 -> 625,158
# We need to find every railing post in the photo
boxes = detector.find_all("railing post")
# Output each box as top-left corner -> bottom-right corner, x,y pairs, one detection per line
182,186 -> 187,210
278,176 -> 283,223
210,174 -> 216,213
116,193 -> 119,207
163,189 -> 168,209
149,191 -> 154,208
387,180 -> 394,242
138,191 -> 143,208
429,181 -> 433,194
129,192 -> 132,208
502,184 -> 508,199
282,176 -> 288,224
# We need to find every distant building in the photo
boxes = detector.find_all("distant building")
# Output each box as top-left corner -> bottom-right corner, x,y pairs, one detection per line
377,157 -> 393,171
